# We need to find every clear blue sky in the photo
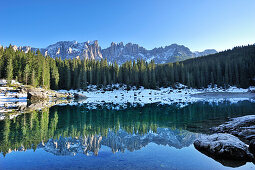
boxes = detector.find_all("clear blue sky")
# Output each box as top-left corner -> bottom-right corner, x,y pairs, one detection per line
0,0 -> 254,51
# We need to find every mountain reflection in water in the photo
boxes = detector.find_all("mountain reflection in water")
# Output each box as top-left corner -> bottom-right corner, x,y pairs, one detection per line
0,101 -> 255,157
37,128 -> 198,156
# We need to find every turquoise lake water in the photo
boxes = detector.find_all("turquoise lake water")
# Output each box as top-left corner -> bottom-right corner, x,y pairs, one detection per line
0,101 -> 255,169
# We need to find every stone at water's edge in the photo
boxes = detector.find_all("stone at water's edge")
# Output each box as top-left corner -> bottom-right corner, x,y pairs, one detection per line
250,139 -> 255,155
74,93 -> 87,100
27,89 -> 49,102
194,133 -> 254,162
211,115 -> 255,141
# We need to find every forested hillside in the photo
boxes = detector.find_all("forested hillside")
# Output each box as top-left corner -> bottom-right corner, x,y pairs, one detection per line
0,45 -> 254,89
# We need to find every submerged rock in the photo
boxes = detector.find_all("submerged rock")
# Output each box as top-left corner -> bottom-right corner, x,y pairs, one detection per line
194,133 -> 254,162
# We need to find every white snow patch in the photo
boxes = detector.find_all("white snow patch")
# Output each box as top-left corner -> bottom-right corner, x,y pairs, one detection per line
56,84 -> 255,109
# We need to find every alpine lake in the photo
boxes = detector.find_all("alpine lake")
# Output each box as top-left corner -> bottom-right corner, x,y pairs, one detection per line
0,101 -> 255,170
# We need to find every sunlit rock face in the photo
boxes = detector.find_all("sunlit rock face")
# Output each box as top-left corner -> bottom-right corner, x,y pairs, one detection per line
41,40 -> 103,60
37,128 -> 199,156
193,49 -> 218,57
18,40 -> 103,60
102,42 -> 217,64
13,41 -> 217,64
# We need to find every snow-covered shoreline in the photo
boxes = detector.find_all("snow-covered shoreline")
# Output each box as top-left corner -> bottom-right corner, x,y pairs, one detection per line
57,84 -> 255,107
1,83 -> 255,116
0,87 -> 27,113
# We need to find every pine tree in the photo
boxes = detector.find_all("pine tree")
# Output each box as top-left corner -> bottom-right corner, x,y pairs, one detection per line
24,64 -> 30,85
31,69 -> 36,86
113,61 -> 119,84
6,58 -> 13,85
64,60 -> 71,90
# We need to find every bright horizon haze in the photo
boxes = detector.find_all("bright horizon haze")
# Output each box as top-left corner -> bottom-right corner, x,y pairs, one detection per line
0,0 -> 254,52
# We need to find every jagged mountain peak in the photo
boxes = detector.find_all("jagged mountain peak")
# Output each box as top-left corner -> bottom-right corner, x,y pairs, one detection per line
41,40 -> 102,60
193,49 -> 218,57
7,40 -> 217,64
111,42 -> 124,47
46,40 -> 98,49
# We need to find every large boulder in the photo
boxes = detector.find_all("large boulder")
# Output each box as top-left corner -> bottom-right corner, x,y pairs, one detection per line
17,86 -> 27,94
250,139 -> 255,155
211,115 -> 255,141
194,133 -> 254,162
27,88 -> 49,102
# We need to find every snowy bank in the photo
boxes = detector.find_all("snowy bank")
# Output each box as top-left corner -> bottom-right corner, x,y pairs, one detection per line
56,84 -> 255,108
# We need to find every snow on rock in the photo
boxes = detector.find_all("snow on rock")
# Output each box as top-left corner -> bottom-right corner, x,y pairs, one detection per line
0,79 -> 7,85
0,114 -> 5,120
56,84 -> 255,110
249,86 -> 255,92
212,115 -> 255,141
194,133 -> 254,161
0,88 -> 27,108
250,139 -> 255,155
0,79 -> 21,86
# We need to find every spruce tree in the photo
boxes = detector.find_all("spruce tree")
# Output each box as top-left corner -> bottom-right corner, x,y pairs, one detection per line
6,58 -> 13,85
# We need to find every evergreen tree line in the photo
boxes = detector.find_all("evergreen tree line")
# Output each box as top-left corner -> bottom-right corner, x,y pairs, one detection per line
0,45 -> 254,89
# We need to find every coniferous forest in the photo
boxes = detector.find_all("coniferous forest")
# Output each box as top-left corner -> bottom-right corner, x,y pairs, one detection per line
0,44 -> 254,90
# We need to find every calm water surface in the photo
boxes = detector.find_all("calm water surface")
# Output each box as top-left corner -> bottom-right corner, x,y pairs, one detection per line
0,101 -> 255,169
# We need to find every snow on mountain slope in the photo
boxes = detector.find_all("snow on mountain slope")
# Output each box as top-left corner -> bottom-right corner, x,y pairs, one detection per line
14,41 -> 217,64
194,49 -> 218,57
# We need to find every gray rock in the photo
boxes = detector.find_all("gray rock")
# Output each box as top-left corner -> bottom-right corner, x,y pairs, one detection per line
74,93 -> 87,100
211,115 -> 255,141
193,49 -> 218,57
21,40 -> 103,60
54,93 -> 63,98
102,42 -> 203,64
249,139 -> 255,155
194,133 -> 254,162
66,95 -> 72,100
27,89 -> 49,102
17,86 -> 27,94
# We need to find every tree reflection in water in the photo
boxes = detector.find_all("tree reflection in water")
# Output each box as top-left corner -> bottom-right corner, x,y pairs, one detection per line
0,101 -> 255,157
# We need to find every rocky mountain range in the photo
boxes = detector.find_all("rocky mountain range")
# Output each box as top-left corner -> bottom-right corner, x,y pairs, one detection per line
8,40 -> 217,64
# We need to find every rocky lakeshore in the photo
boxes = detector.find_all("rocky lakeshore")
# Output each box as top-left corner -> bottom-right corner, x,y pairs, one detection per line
56,84 -> 255,107
194,115 -> 255,167
1,82 -> 255,119
191,92 -> 255,99
0,84 -> 78,120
